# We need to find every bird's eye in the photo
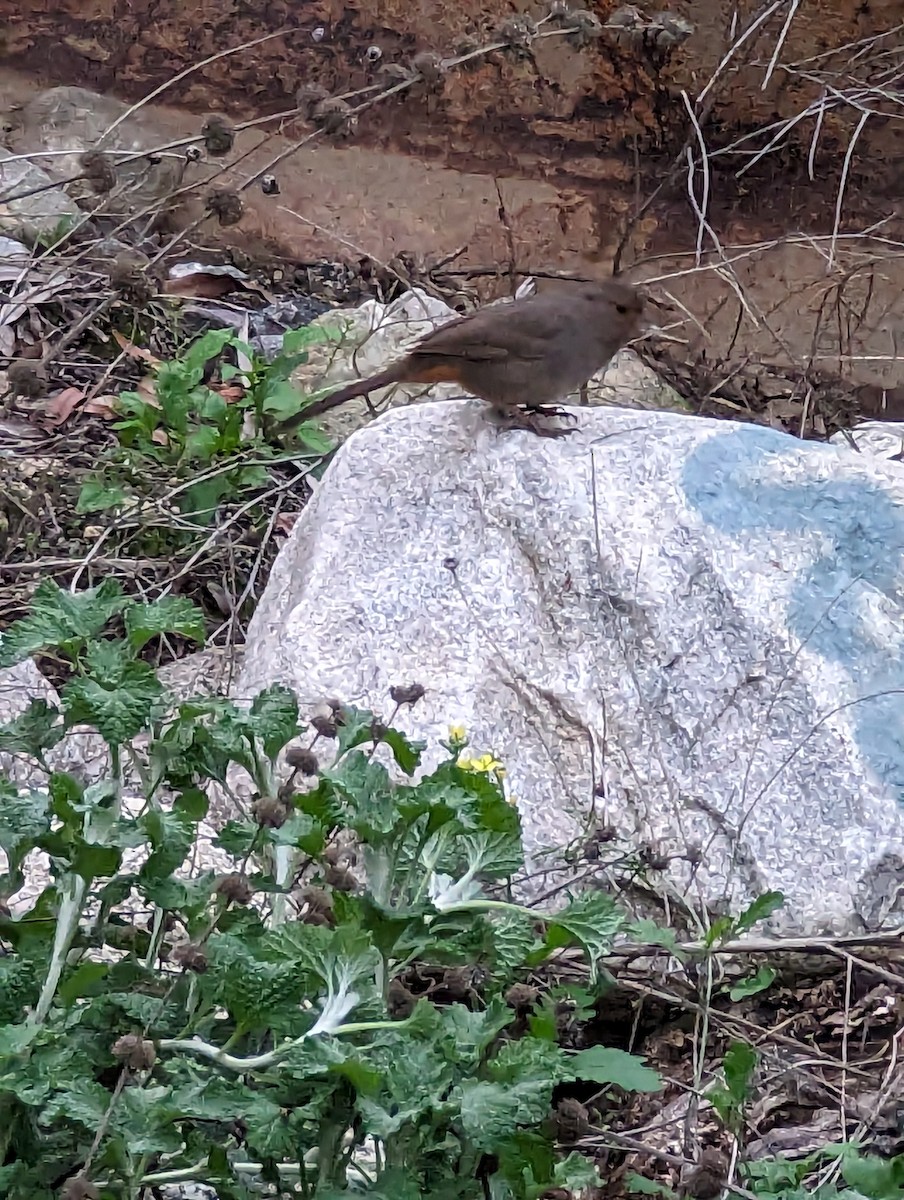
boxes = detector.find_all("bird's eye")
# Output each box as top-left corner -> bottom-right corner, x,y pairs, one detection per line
616,303 -> 628,314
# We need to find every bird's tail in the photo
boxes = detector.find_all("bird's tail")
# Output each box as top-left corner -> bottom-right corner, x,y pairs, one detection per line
278,367 -> 402,432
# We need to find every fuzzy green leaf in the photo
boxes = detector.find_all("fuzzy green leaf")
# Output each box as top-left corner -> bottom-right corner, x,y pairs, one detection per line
571,1045 -> 662,1093
125,596 -> 206,651
0,699 -> 64,758
62,641 -> 163,744
0,578 -> 127,666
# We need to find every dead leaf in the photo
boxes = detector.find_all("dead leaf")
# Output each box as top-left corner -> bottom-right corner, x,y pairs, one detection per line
83,394 -> 120,419
151,429 -> 169,446
136,375 -> 160,407
44,386 -> 86,426
112,331 -> 161,366
275,513 -> 300,535
214,384 -> 246,404
162,271 -> 244,300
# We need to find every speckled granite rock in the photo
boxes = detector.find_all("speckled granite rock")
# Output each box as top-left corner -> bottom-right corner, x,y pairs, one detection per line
237,402 -> 904,936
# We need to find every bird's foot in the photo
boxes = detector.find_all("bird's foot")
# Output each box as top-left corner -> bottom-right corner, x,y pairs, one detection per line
489,404 -> 577,439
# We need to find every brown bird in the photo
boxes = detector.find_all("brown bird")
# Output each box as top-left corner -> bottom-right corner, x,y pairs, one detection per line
278,276 -> 645,438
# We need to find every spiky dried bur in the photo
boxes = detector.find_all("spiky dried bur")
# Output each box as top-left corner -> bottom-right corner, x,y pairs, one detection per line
108,251 -> 155,305
80,149 -> 116,194
411,51 -> 446,84
202,113 -> 235,156
216,872 -> 253,905
112,1033 -> 157,1070
205,187 -> 244,226
286,745 -> 320,775
379,62 -> 413,82
172,942 -> 208,973
5,360 -> 45,399
565,8 -> 604,46
253,794 -> 291,828
498,15 -> 537,46
647,10 -> 694,50
311,96 -> 357,135
296,82 -> 330,117
552,1097 -> 590,1141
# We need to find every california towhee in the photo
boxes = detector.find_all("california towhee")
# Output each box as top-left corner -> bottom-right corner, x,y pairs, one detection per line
279,276 -> 644,437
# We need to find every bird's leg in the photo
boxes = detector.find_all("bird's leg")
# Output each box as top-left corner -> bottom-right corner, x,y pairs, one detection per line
487,404 -> 575,439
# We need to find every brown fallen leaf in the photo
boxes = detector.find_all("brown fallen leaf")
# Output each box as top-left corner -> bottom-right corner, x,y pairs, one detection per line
275,513 -> 300,536
112,330 -> 161,366
44,386 -> 86,427
162,271 -> 245,300
213,384 -> 246,404
82,394 -> 120,419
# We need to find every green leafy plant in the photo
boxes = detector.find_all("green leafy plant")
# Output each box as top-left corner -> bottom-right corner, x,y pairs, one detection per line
77,324 -> 339,523
0,580 -> 662,1199
744,1144 -> 904,1200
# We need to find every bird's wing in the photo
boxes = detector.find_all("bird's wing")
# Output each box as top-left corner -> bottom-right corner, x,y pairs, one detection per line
411,298 -> 568,362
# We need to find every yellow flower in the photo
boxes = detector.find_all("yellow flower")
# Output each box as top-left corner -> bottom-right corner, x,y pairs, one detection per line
457,752 -> 504,775
448,723 -> 467,743
506,793 -> 518,807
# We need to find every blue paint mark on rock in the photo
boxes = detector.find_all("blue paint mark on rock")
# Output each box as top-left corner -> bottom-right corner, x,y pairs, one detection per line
683,426 -> 904,799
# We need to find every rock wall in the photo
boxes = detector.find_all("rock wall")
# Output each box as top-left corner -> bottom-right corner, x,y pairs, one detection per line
1,0 -> 900,254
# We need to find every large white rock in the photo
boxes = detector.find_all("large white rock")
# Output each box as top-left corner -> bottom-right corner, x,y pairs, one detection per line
237,400 -> 904,936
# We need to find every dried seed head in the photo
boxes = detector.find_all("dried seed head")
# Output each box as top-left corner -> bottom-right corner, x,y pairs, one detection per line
607,4 -> 644,29
172,942 -> 209,973
324,862 -> 356,892
443,965 -> 476,999
387,976 -> 417,1019
186,144 -> 203,161
379,62 -> 413,82
80,149 -> 116,193
390,682 -> 426,705
548,0 -> 570,14
202,113 -> 235,156
312,96 -> 356,135
685,1150 -> 730,1200
206,188 -> 244,226
296,82 -> 330,116
216,872 -> 253,905
647,11 -> 695,50
286,745 -> 320,775
260,173 -> 280,195
567,8 -> 604,43
553,1097 -> 590,1141
112,1033 -> 157,1070
498,15 -> 537,45
60,1177 -> 100,1200
108,252 -> 155,305
253,794 -> 291,828
300,884 -> 335,925
311,713 -> 338,738
411,51 -> 446,84
5,359 -> 45,399
365,44 -> 383,63
504,982 -> 539,1013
